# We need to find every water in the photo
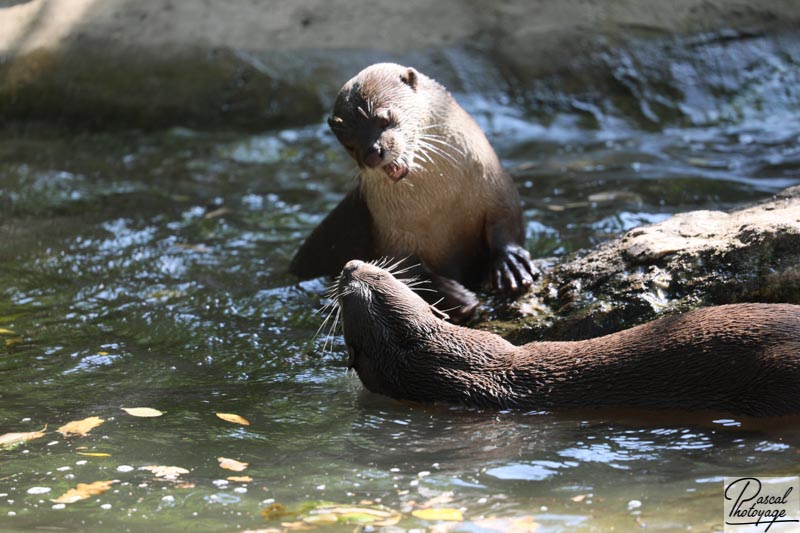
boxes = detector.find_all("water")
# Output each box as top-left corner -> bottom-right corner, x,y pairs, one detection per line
2,45 -> 800,531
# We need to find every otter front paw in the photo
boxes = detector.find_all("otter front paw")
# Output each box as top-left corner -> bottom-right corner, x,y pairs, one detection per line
492,244 -> 536,294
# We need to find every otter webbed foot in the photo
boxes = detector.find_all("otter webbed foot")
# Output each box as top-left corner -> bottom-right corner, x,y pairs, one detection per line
492,244 -> 536,294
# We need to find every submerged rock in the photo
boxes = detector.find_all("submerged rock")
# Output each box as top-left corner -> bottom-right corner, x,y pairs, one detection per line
504,185 -> 800,343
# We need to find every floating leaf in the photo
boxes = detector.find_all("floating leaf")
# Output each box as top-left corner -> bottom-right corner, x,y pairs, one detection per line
412,508 -> 464,521
76,452 -> 111,457
280,521 -> 312,531
570,494 -> 588,503
0,328 -> 16,335
121,407 -> 163,418
473,515 -> 541,532
215,413 -> 250,426
302,513 -> 338,525
0,426 -> 47,449
218,457 -> 248,471
227,475 -> 253,483
51,480 -> 116,504
311,505 -> 400,526
261,502 -> 292,520
5,337 -> 23,347
57,416 -> 104,437
140,465 -> 189,479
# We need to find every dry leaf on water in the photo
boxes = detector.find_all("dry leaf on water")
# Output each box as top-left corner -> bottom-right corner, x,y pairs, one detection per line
215,413 -> 250,426
0,426 -> 47,449
139,465 -> 190,479
51,480 -> 116,504
472,516 -> 541,532
227,476 -> 253,482
57,416 -> 104,437
76,452 -> 111,457
121,407 -> 163,418
411,508 -> 464,521
218,457 -> 248,471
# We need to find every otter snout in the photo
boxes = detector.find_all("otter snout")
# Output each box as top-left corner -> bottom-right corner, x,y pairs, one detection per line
338,260 -> 366,294
342,259 -> 364,278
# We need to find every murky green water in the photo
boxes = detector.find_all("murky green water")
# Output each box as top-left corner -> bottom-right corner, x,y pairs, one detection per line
2,49 -> 800,532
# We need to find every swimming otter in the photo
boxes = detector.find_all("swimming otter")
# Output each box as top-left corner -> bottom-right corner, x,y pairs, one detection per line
337,260 -> 800,417
290,63 -> 535,320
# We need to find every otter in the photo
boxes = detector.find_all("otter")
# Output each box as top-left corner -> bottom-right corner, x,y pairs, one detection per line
290,63 -> 535,320
336,260 -> 800,417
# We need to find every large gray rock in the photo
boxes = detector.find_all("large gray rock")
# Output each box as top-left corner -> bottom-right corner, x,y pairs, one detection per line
1,0 -> 799,129
502,186 -> 800,343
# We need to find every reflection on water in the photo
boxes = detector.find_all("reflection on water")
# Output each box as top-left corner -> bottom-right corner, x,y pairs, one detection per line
1,45 -> 800,530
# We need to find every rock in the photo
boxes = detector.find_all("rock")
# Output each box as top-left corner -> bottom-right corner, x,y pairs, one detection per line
1,0 -> 799,129
501,186 -> 800,343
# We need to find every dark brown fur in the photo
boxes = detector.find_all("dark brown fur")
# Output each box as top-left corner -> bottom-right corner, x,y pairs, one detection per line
338,260 -> 800,417
290,63 -> 535,320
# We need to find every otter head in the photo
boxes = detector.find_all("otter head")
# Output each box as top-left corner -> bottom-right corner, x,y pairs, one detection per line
336,260 -> 444,396
327,63 -> 441,183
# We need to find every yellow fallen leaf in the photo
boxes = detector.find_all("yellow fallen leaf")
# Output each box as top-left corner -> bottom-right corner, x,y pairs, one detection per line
77,452 -> 111,457
0,426 -> 47,449
139,465 -> 189,479
218,457 -> 248,471
412,508 -> 464,521
280,522 -> 313,531
473,515 -> 541,532
302,513 -> 338,525
5,336 -> 23,347
215,413 -> 250,426
57,416 -> 104,437
313,505 -> 401,526
98,351 -> 109,355
121,407 -> 163,417
51,480 -> 116,504
0,328 -> 16,335
227,475 -> 253,483
570,494 -> 588,503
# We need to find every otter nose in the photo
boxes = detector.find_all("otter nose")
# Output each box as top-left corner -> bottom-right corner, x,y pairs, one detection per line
342,260 -> 364,279
363,146 -> 383,168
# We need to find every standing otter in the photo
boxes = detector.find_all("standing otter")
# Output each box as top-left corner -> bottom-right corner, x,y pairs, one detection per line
337,260 -> 800,417
290,63 -> 534,320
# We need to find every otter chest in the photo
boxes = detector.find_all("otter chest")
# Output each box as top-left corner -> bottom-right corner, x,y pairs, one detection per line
362,174 -> 487,271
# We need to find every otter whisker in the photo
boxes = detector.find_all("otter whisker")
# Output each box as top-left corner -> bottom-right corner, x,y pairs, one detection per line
384,256 -> 416,275
321,305 -> 342,357
415,137 -> 463,166
417,133 -> 466,160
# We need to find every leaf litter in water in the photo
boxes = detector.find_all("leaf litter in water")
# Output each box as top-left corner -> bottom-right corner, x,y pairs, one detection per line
215,413 -> 250,425
262,502 -> 401,528
218,457 -> 248,471
139,465 -> 190,480
51,480 -> 117,504
121,407 -> 164,417
472,515 -> 541,532
76,452 -> 111,457
57,416 -> 104,437
412,508 -> 464,521
227,476 -> 253,482
0,426 -> 47,449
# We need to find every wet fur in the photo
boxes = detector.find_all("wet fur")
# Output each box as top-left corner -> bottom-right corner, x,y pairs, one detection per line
338,260 -> 800,417
290,63 -> 532,319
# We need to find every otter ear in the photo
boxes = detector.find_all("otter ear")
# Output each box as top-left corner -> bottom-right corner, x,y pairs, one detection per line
400,68 -> 418,91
